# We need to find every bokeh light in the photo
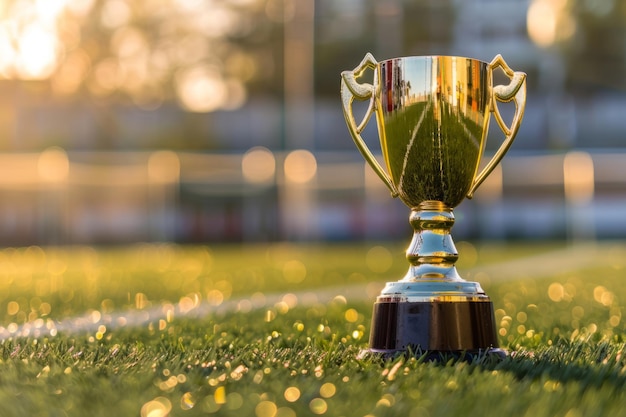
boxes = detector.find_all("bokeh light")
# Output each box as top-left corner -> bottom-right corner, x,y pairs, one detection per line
527,0 -> 559,47
365,245 -> 393,274
38,147 -> 69,182
563,151 -> 594,204
148,151 -> 180,184
175,65 -> 227,113
242,147 -> 276,184
0,0 -> 67,80
284,387 -> 300,402
284,150 -> 317,183
255,400 -> 277,417
527,0 -> 576,47
141,397 -> 172,417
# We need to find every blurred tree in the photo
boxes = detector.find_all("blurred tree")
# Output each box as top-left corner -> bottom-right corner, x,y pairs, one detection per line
527,0 -> 626,93
0,0 -> 285,111
564,0 -> 626,93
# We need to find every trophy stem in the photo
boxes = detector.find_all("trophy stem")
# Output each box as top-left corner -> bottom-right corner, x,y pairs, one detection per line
405,201 -> 462,281
363,200 -> 503,359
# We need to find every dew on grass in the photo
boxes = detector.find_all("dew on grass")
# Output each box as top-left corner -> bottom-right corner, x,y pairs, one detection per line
332,295 -> 347,305
7,301 -> 19,316
275,301 -> 290,314
214,386 -> 226,405
225,392 -> 244,410
230,364 -> 247,380
141,397 -> 171,417
319,382 -> 336,398
179,294 -> 200,313
202,395 -> 221,413
309,398 -> 328,415
284,387 -> 300,402
548,283 -> 565,302
344,308 -> 359,323
571,306 -> 585,320
253,370 -> 264,384
238,299 -> 252,313
282,293 -> 298,308
207,289 -> 224,306
543,380 -> 560,392
255,400 -> 277,417
593,286 -> 615,307
180,392 -> 195,410
365,245 -> 393,273
282,259 -> 306,283
251,292 -> 267,308
158,375 -> 179,391
276,407 -> 296,417
377,394 -> 394,407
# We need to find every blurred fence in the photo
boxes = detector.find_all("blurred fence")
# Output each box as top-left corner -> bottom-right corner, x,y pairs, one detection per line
0,147 -> 622,246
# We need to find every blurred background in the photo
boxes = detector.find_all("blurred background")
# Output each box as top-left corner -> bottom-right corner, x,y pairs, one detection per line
0,0 -> 623,245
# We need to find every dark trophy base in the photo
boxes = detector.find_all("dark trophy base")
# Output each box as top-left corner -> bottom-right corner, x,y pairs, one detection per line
360,298 -> 505,362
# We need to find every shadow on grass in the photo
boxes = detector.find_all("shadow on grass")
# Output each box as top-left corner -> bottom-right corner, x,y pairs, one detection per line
483,338 -> 626,391
362,337 -> 626,391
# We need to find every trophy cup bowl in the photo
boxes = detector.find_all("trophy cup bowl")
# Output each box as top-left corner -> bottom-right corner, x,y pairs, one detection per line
341,54 -> 526,358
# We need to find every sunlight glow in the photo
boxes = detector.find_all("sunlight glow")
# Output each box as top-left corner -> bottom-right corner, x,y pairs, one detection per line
51,49 -> 91,95
175,64 -> 247,113
0,0 -> 70,80
38,147 -> 69,183
148,151 -> 180,184
284,150 -> 317,183
17,25 -> 60,79
527,0 -> 557,47
563,151 -> 594,204
141,397 -> 172,417
242,147 -> 276,184
527,0 -> 576,47
475,163 -> 502,203
0,0 -> 254,111
175,66 -> 227,112
101,0 -> 132,29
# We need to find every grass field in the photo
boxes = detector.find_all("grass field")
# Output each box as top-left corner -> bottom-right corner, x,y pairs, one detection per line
0,241 -> 625,416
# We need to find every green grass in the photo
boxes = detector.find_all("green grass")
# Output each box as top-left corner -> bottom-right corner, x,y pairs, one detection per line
0,241 -> 625,416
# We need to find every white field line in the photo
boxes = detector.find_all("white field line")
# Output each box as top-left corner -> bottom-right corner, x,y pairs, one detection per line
399,101 -> 431,192
0,242 -> 616,340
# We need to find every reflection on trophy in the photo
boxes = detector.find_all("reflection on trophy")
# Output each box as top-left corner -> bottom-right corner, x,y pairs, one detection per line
341,53 -> 526,358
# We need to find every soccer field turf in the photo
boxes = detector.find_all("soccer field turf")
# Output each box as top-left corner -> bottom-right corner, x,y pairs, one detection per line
0,241 -> 624,416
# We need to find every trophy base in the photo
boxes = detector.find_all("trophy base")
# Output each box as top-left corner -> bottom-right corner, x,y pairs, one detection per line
361,297 -> 502,361
357,346 -> 507,362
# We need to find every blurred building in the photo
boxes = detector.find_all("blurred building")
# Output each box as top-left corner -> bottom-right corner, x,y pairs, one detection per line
0,0 -> 623,244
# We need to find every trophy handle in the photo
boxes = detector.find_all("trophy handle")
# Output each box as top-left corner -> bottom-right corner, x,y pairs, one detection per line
468,54 -> 527,198
341,53 -> 398,197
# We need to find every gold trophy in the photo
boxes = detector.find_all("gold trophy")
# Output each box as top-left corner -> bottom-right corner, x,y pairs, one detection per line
341,53 -> 526,358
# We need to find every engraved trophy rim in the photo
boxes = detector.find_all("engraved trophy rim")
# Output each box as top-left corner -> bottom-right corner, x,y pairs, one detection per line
377,55 -> 490,65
